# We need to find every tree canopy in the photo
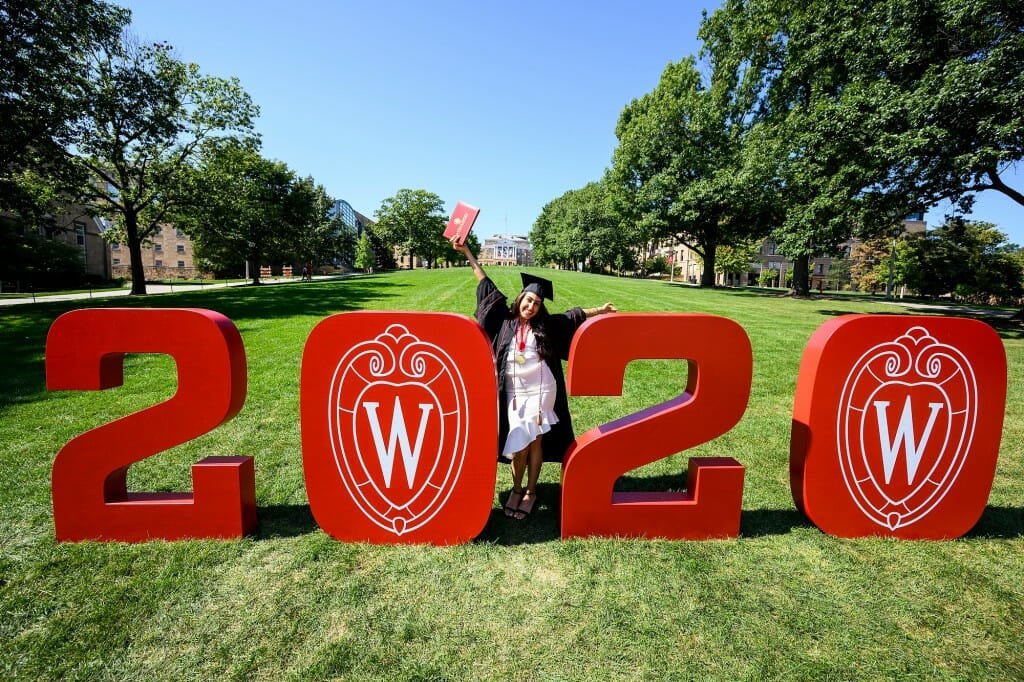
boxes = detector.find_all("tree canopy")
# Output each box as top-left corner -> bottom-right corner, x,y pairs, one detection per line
904,217 -> 1023,303
608,53 -> 769,286
292,177 -> 353,272
698,0 -> 1024,294
176,140 -> 317,284
0,0 -> 128,219
531,180 -> 637,273
371,189 -> 446,269
70,36 -> 258,293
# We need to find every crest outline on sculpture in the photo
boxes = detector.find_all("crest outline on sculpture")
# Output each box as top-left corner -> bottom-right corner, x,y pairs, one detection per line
836,326 -> 977,530
327,324 -> 468,535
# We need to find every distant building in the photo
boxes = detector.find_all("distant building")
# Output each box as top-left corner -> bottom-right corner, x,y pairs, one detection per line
480,234 -> 533,267
329,199 -> 372,269
1,204 -> 112,282
653,215 -> 927,289
110,224 -> 199,280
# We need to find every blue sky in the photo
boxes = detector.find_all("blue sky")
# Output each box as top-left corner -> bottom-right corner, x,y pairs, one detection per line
118,1 -> 1023,245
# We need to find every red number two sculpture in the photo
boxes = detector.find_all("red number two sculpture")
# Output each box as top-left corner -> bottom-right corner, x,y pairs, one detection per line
46,308 -> 254,542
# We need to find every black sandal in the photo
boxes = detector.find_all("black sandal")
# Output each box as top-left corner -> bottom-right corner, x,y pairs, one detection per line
516,490 -> 537,519
504,489 -> 524,518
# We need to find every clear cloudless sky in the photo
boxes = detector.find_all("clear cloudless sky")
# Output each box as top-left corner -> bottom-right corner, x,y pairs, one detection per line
117,0 -> 1023,245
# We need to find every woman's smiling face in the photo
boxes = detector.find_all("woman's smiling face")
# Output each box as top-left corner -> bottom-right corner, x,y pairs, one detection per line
518,292 -> 542,320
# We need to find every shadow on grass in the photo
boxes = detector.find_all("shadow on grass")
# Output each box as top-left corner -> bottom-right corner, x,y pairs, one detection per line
237,499 -> 1021,542
474,482 -> 563,546
0,276 -> 408,412
813,307 -> 1024,340
966,505 -> 1024,539
254,504 -> 319,539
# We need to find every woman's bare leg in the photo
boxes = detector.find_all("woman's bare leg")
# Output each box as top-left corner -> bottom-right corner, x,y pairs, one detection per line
506,448 -> 528,517
517,437 -> 543,517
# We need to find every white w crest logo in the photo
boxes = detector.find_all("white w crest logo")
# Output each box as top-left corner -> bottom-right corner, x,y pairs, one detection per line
872,397 -> 944,485
362,398 -> 435,488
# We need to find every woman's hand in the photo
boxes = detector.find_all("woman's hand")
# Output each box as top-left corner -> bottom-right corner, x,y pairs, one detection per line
451,237 -> 486,281
585,303 -> 617,317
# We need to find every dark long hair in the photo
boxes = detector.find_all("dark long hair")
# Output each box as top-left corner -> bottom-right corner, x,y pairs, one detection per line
510,291 -> 552,360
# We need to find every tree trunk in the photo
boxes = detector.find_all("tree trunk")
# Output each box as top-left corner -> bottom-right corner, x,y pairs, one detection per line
700,244 -> 717,287
125,212 -> 148,295
249,253 -> 261,285
792,254 -> 811,297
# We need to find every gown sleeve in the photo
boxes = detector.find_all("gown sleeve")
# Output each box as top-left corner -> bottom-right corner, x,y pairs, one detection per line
475,276 -> 508,341
547,307 -> 587,360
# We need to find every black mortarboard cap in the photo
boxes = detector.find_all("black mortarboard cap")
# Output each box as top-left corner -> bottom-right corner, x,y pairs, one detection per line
520,273 -> 554,301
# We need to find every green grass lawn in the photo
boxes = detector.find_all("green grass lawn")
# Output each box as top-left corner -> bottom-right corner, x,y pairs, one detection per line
2,268 -> 1022,681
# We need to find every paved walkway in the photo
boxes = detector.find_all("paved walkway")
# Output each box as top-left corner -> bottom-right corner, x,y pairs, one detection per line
0,276 -> 328,307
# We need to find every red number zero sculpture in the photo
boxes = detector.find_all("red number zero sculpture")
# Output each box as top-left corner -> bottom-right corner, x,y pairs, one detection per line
300,312 -> 498,545
790,315 -> 1007,539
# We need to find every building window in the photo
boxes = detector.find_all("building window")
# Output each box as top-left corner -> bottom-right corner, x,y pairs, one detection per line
177,260 -> 185,268
155,259 -> 162,267
112,243 -> 121,250
175,228 -> 184,237
113,258 -> 120,265
176,244 -> 185,253
154,243 -> 163,252
74,221 -> 86,246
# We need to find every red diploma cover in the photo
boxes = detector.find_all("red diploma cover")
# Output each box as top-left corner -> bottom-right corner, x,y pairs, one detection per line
443,202 -> 480,245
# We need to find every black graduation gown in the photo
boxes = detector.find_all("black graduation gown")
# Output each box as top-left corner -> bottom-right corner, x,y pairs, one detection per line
475,276 -> 587,463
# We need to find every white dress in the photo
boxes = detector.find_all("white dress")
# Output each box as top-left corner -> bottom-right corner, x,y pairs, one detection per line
500,323 -> 559,458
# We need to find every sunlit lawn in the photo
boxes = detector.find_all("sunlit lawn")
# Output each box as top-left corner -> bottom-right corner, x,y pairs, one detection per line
1,268 -> 1022,680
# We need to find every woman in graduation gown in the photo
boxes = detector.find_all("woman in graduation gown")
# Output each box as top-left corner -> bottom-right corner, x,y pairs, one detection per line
451,240 -> 615,519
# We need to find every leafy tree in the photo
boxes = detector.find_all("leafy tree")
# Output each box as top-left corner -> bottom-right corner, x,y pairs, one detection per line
701,1 -> 902,296
700,0 -> 1024,294
609,55 -> 767,286
0,218 -> 84,289
364,224 -> 396,272
871,1 -> 1024,213
354,232 -> 374,273
179,141 -> 313,284
644,255 -> 668,275
904,218 -> 1024,304
372,189 -> 446,268
533,180 -> 635,273
825,255 -> 852,292
70,37 -> 258,294
532,192 -> 587,270
292,178 -> 353,270
850,240 -> 889,295
1,0 -> 128,220
193,142 -> 313,282
714,238 -> 761,278
439,232 -> 480,268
